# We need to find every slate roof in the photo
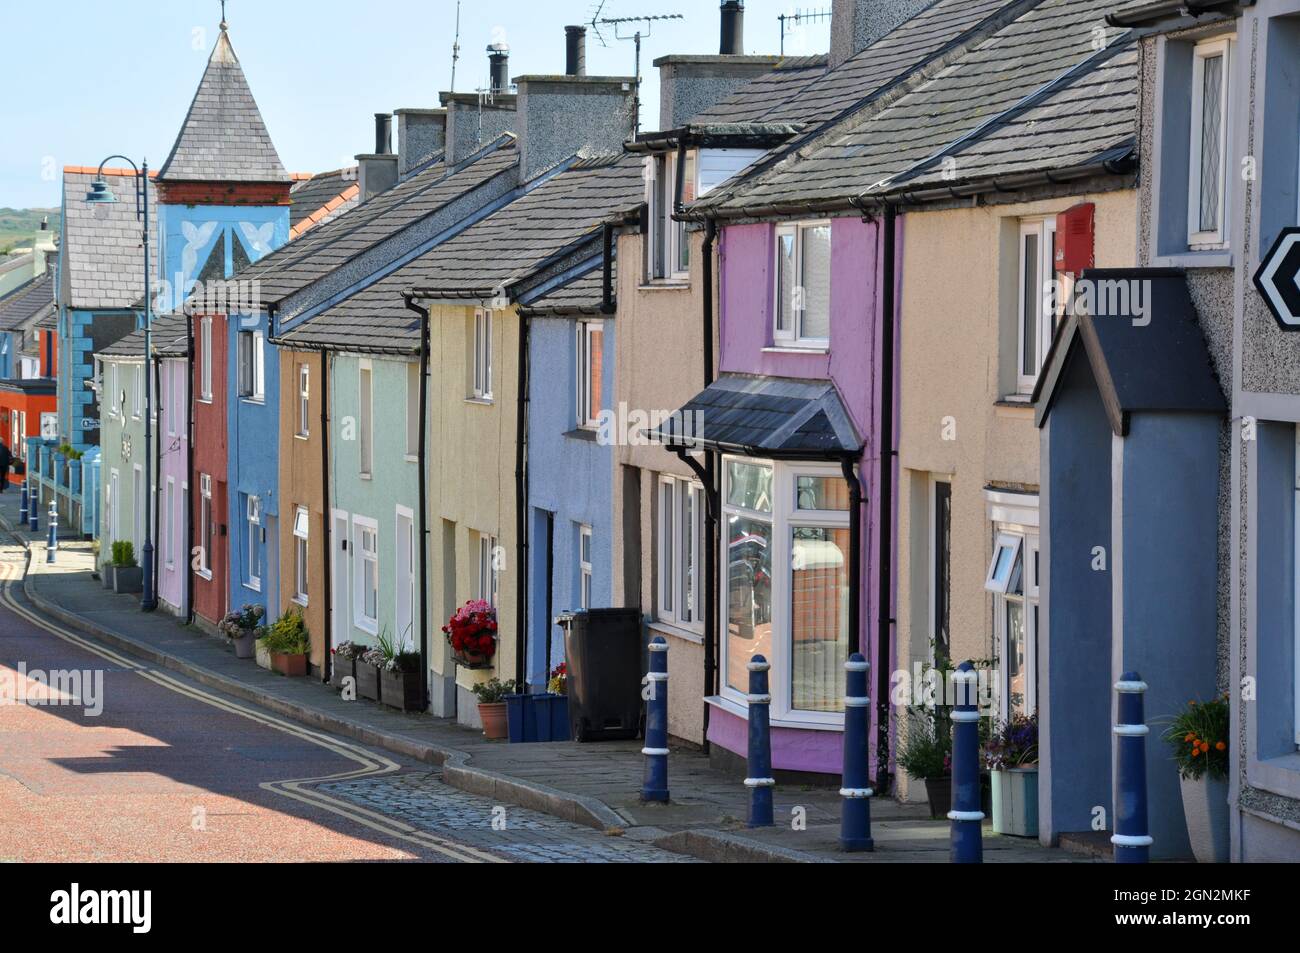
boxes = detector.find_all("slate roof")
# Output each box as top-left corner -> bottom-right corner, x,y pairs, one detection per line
648,374 -> 863,458
886,42 -> 1139,194
289,170 -> 361,237
157,26 -> 289,184
519,260 -> 611,316
0,273 -> 55,331
278,152 -> 644,351
238,139 -> 513,305
690,56 -> 829,124
694,0 -> 1131,216
95,312 -> 190,360
1034,270 -> 1226,436
61,168 -> 160,311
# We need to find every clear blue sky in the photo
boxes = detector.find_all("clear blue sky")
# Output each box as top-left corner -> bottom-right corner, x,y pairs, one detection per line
1,0 -> 831,209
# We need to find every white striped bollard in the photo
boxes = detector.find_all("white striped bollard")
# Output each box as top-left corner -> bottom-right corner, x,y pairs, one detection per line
840,653 -> 874,851
746,655 -> 774,827
19,480 -> 29,525
46,499 -> 57,563
641,636 -> 669,802
948,661 -> 984,863
1112,672 -> 1152,863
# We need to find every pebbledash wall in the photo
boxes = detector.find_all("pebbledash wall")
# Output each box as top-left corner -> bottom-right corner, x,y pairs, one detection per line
709,214 -> 895,775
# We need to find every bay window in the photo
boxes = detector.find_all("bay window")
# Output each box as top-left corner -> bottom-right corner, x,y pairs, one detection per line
658,476 -> 704,633
773,221 -> 832,348
722,458 -> 852,726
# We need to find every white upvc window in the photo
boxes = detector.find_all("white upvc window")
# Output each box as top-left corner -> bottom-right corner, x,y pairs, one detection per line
132,364 -> 143,418
720,458 -> 853,727
1189,37 -> 1233,249
358,362 -> 373,477
200,317 -> 214,401
773,221 -> 832,348
658,476 -> 704,634
297,363 -> 310,437
293,505 -> 310,606
472,309 -> 493,400
245,494 -> 262,591
1017,217 -> 1059,393
353,516 -> 379,633
164,478 -> 176,570
406,361 -> 420,458
984,516 -> 1040,722
104,362 -> 118,417
198,473 -> 212,577
646,152 -> 695,281
477,532 -> 499,608
576,320 -> 604,429
579,524 -> 593,610
237,329 -> 265,401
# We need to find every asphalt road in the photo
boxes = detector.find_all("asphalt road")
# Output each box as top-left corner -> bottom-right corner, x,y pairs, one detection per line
0,549 -> 685,864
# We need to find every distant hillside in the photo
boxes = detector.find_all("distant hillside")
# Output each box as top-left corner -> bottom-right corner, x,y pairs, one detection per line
0,208 -> 60,255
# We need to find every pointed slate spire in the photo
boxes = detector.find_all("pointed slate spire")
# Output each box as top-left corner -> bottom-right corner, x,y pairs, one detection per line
157,21 -> 289,183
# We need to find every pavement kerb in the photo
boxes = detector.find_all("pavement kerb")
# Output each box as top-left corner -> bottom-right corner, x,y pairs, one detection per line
652,829 -> 838,864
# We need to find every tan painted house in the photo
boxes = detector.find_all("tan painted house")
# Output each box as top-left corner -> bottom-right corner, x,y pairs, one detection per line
277,346 -> 328,674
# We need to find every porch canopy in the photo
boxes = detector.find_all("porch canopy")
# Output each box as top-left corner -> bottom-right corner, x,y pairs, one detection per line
647,373 -> 862,460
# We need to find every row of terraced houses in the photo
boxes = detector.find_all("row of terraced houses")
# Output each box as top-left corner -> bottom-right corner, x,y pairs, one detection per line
8,0 -> 1299,861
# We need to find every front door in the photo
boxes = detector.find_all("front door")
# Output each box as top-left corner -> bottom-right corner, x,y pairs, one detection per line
395,509 -> 415,653
331,511 -> 349,651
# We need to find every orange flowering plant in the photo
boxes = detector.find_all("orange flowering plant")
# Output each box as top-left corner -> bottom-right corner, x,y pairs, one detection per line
1161,694 -> 1229,781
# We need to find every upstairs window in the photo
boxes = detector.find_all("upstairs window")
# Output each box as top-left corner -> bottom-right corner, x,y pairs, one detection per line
646,152 -> 695,282
358,363 -> 373,477
576,320 -> 604,430
471,309 -> 493,401
237,329 -> 265,401
297,363 -> 310,437
773,222 -> 832,348
1189,37 -> 1232,249
132,365 -> 143,418
200,317 -> 213,401
477,533 -> 499,608
1017,217 -> 1059,392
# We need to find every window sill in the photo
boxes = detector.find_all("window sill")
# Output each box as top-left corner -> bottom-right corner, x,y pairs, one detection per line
405,454 -> 418,464
762,345 -> 828,356
564,428 -> 598,443
196,569 -> 213,581
240,397 -> 266,407
648,619 -> 704,645
243,580 -> 262,593
465,397 -> 494,407
706,694 -> 845,731
293,596 -> 308,608
355,619 -> 379,637
1150,250 -> 1234,270
294,433 -> 310,442
639,281 -> 690,292
359,473 -> 373,482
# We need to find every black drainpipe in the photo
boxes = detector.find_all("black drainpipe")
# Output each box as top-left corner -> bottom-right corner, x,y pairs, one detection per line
840,455 -> 863,656
184,312 -> 196,625
152,353 -> 163,606
875,202 -> 898,796
700,216 -> 719,751
319,347 -> 334,685
602,223 -> 615,312
516,309 -> 531,690
402,295 -> 432,708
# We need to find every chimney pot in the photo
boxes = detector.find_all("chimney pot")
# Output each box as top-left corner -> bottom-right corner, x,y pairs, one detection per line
720,1 -> 744,55
565,26 -> 587,76
488,43 -> 510,94
374,113 -> 393,155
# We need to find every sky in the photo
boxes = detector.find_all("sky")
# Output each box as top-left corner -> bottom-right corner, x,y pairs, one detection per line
0,0 -> 832,210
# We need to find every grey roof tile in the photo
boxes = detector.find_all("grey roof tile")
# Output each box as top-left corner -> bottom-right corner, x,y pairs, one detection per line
0,273 -> 55,331
61,169 -> 160,310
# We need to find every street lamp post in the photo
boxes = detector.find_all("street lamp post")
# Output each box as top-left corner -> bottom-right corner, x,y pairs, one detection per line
86,157 -> 158,612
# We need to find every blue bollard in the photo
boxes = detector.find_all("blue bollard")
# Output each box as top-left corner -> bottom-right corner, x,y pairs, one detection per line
1112,672 -> 1152,863
19,481 -> 29,525
948,661 -> 984,863
29,486 -> 39,532
641,636 -> 670,803
746,655 -> 775,827
840,653 -> 874,850
46,499 -> 57,564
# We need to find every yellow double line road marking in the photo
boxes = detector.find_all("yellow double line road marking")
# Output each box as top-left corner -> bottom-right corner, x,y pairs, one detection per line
0,552 -> 506,863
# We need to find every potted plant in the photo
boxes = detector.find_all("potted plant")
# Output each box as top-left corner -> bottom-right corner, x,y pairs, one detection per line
109,540 -> 143,595
897,709 -> 952,820
984,714 -> 1039,837
356,646 -> 383,702
263,607 -> 310,677
442,600 -> 497,669
535,663 -> 571,742
471,677 -> 516,739
331,641 -> 362,690
218,604 -> 266,660
375,626 -> 423,712
1162,694 -> 1231,863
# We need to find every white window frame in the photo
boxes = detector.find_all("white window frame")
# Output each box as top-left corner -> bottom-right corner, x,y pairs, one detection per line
646,153 -> 695,282
238,329 -> 265,402
579,524 -> 593,610
358,361 -> 373,477
200,317 -> 213,402
657,476 -> 704,634
1188,36 -> 1233,250
1016,217 -> 1059,393
245,494 -> 262,592
297,363 -> 310,438
352,516 -> 379,634
198,473 -> 212,578
718,457 -> 852,729
772,221 -> 832,349
983,491 -> 1041,722
472,309 -> 493,401
132,364 -> 143,419
164,477 -> 176,570
576,320 -> 604,430
293,505 -> 309,606
477,532 -> 500,608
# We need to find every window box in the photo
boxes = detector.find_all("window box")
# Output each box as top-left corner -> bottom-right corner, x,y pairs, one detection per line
380,668 -> 423,712
355,660 -> 381,701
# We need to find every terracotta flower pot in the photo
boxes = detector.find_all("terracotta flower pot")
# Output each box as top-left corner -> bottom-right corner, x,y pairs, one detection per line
1180,774 -> 1230,863
479,702 -> 508,739
272,652 -> 308,677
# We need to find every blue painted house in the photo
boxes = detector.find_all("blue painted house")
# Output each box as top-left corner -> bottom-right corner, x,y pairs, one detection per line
152,21 -> 293,619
